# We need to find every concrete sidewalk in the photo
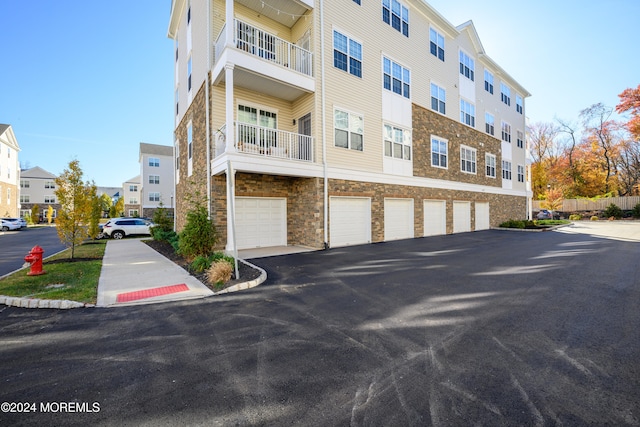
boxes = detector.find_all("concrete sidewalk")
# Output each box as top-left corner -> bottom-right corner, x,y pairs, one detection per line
97,238 -> 214,307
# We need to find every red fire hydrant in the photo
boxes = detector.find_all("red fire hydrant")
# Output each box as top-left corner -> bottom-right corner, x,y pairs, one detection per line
24,245 -> 46,276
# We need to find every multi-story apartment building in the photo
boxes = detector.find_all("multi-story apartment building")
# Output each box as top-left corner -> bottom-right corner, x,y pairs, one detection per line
168,0 -> 531,251
139,143 -> 175,218
0,124 -> 21,218
19,166 -> 60,221
123,175 -> 142,217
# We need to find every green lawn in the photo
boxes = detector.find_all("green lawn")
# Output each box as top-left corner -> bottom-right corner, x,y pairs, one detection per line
0,240 -> 106,304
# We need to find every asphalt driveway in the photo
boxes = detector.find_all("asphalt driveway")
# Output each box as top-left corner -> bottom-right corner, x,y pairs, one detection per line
1,227 -> 639,425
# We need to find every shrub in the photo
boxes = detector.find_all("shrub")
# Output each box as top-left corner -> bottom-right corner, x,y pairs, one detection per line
190,255 -> 211,273
500,219 -> 525,229
569,214 -> 582,221
603,203 -> 623,219
152,202 -> 174,232
632,203 -> 640,219
178,205 -> 218,260
590,216 -> 599,221
206,261 -> 233,288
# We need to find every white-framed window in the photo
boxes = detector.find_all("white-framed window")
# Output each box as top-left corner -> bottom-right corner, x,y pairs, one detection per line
516,95 -> 523,114
20,180 -> 29,188
502,160 -> 512,180
20,194 -> 30,203
460,99 -> 475,127
517,130 -> 524,148
148,157 -> 160,167
485,112 -> 495,136
187,121 -> 193,177
460,146 -> 477,174
149,175 -> 160,184
459,51 -> 475,81
431,136 -> 447,168
333,30 -> 362,78
430,83 -> 446,114
484,70 -> 494,94
429,28 -> 444,61
501,82 -> 511,106
485,153 -> 496,178
334,108 -> 363,151
382,0 -> 409,37
6,188 -> 10,204
175,87 -> 179,116
149,192 -> 161,202
187,56 -> 192,92
129,197 -> 139,204
383,57 -> 410,99
129,185 -> 138,192
7,167 -> 10,179
517,164 -> 525,183
383,124 -> 411,160
45,181 -> 55,189
44,195 -> 55,203
502,121 -> 511,143
129,209 -> 139,217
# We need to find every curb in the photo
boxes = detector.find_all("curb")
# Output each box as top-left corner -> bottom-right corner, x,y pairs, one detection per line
0,295 -> 94,309
213,259 -> 267,295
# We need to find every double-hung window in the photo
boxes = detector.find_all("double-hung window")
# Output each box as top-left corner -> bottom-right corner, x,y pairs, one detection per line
129,185 -> 138,192
501,83 -> 511,106
333,31 -> 362,77
149,192 -> 161,202
460,99 -> 475,127
485,112 -> 495,136
334,109 -> 363,151
460,146 -> 476,174
148,157 -> 160,167
429,28 -> 444,61
502,121 -> 511,143
484,70 -> 494,94
486,153 -> 496,178
517,130 -> 524,148
502,160 -> 512,180
516,95 -> 523,114
383,57 -> 410,99
431,136 -> 447,168
430,83 -> 445,114
383,124 -> 411,160
149,175 -> 160,185
382,0 -> 409,37
459,51 -> 474,81
517,164 -> 525,182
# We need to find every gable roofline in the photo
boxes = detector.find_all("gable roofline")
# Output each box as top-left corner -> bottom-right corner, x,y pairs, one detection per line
124,175 -> 141,184
167,0 -> 185,39
139,142 -> 173,161
20,166 -> 57,179
0,124 -> 21,151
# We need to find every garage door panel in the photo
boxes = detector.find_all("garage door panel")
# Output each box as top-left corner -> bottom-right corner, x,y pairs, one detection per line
475,202 -> 490,231
330,197 -> 371,247
424,200 -> 446,236
236,197 -> 287,249
453,201 -> 471,233
385,198 -> 414,241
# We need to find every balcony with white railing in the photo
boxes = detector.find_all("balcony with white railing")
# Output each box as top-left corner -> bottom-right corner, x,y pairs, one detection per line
214,20 -> 313,78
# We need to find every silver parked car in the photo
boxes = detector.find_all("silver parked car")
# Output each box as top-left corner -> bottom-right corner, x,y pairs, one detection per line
1,217 -> 25,230
1,218 -> 21,231
102,218 -> 154,239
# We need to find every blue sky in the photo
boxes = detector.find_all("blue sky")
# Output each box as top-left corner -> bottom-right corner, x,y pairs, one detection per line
1,1 -> 638,187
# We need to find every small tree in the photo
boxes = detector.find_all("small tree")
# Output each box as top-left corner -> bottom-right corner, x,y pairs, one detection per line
55,160 -> 93,259
31,204 -> 40,224
178,204 -> 217,260
114,197 -> 124,217
46,205 -> 54,224
541,187 -> 563,212
152,202 -> 174,232
99,193 -> 112,218
87,187 -> 103,240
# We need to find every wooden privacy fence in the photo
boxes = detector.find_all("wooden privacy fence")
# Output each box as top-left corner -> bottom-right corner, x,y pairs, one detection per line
533,196 -> 640,212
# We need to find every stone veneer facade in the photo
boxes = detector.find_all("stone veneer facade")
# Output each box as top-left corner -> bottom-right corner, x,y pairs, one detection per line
175,80 -> 526,250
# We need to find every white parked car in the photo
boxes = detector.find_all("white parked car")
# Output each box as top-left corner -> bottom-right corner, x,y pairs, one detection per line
1,218 -> 21,231
102,218 -> 154,239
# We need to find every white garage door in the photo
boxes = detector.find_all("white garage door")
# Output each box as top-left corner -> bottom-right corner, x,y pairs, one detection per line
330,197 -> 371,247
235,197 -> 287,249
453,201 -> 471,233
384,198 -> 414,241
424,200 -> 446,236
475,202 -> 490,231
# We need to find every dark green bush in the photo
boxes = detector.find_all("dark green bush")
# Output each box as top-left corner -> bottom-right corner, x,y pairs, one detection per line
500,219 -> 526,229
603,203 -> 623,219
152,202 -> 174,232
178,205 -> 218,259
632,203 -> 640,219
190,255 -> 211,273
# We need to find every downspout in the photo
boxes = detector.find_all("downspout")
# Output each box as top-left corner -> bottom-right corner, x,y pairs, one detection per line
319,0 -> 329,249
205,0 -> 212,218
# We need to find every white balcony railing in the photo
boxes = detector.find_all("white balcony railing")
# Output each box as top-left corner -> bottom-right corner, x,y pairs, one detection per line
215,122 -> 314,162
214,20 -> 313,77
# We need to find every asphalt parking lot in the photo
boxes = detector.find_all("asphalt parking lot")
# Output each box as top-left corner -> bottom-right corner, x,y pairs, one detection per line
1,225 -> 639,426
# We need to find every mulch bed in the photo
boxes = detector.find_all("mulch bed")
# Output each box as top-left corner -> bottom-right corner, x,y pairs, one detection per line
143,239 -> 263,291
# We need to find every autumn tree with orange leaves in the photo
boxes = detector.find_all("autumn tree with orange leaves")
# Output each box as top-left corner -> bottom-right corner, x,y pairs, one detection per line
616,84 -> 640,140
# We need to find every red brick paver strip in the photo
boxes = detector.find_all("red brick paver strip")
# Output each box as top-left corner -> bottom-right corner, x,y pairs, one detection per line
116,284 -> 190,303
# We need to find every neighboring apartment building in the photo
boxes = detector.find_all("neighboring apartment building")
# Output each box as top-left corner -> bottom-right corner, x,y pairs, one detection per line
19,166 -> 60,221
167,0 -> 531,251
0,124 -> 21,218
123,175 -> 141,217
139,143 -> 175,218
